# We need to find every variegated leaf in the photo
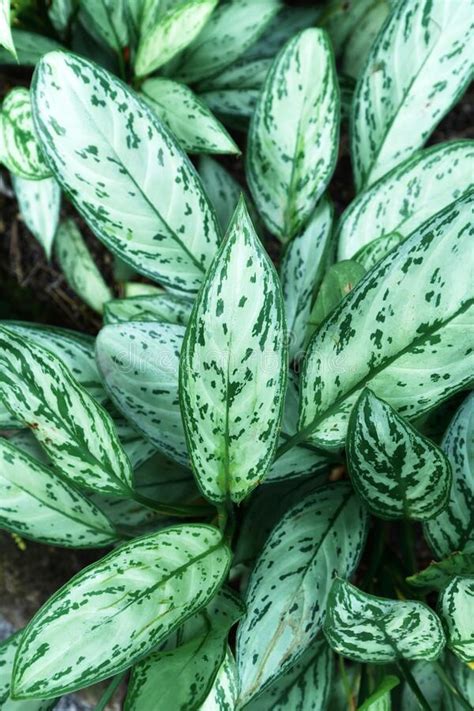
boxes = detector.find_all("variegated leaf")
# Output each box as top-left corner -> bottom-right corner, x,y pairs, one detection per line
124,282 -> 163,297
359,676 -> 399,711
0,437 -> 118,547
351,0 -> 474,190
237,482 -> 368,705
321,0 -> 379,56
424,393 -> 474,557
32,51 -> 221,293
0,326 -> 133,496
247,29 -> 339,241
1,88 -> 51,180
299,193 -> 473,450
12,175 -> 61,259
180,199 -> 287,504
337,141 -> 474,261
341,0 -> 390,80
324,579 -> 445,663
12,524 -> 231,698
280,196 -> 334,361
0,631 -> 55,711
201,650 -> 238,711
111,415 -> 157,469
439,577 -> 474,663
200,88 -> 259,130
443,651 -> 474,711
104,293 -> 193,325
173,0 -> 280,84
55,219 -> 112,314
79,0 -> 128,52
141,78 -> 239,155
242,5 -> 321,62
96,321 -> 189,466
401,661 -> 443,711
347,389 -> 452,520
125,588 -> 244,711
197,57 -> 271,93
134,0 -> 217,78
0,0 -> 15,58
354,232 -> 405,271
48,0 -> 74,35
408,551 -> 474,592
198,155 -> 241,233
0,30 -> 61,65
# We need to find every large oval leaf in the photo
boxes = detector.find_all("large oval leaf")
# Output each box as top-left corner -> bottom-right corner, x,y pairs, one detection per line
324,579 -> 445,663
247,28 -> 339,241
438,576 -> 474,663
347,389 -> 452,520
0,631 -> 55,710
337,141 -> 474,261
12,524 -> 230,699
12,175 -> 61,259
351,0 -> 474,189
1,88 -> 51,180
298,193 -> 473,450
103,292 -> 193,325
236,482 -> 368,705
180,199 -> 287,504
32,51 -> 220,293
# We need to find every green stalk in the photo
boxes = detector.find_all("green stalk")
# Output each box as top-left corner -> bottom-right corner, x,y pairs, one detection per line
94,671 -> 127,711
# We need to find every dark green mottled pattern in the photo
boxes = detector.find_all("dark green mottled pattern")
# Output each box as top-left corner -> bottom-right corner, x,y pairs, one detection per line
12,524 -> 231,699
438,576 -> 474,663
1,87 -> 51,179
408,550 -> 474,592
103,293 -> 193,326
180,199 -> 287,503
348,389 -> 452,520
236,482 -> 368,706
324,579 -> 445,662
0,631 -> 55,710
201,651 -> 237,710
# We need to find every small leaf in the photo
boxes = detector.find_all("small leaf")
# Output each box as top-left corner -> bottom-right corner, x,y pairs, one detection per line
12,524 -> 231,698
0,29 -> 61,65
242,5 -> 321,62
201,650 -> 238,710
55,219 -> 112,314
0,0 -> 15,58
48,0 -> 75,35
0,631 -> 55,710
347,389 -> 452,520
180,199 -> 287,504
104,293 -> 193,325
237,482 -> 368,705
247,28 -> 339,241
79,0 -> 128,52
124,282 -> 163,297
324,579 -> 445,663
12,175 -> 60,259
351,0 -> 474,189
358,675 -> 400,711
439,576 -> 474,663
321,0 -> 378,56
408,551 -> 474,592
341,0 -> 390,80
198,155 -> 241,233
353,232 -> 405,271
134,0 -> 217,78
1,88 -> 51,180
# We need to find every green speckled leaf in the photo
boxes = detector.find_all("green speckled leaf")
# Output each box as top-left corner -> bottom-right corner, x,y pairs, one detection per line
104,293 -> 193,325
134,0 -> 217,78
200,88 -> 259,130
341,0 -> 389,80
96,321 -> 189,466
299,193 -> 473,450
141,78 -> 239,155
424,393 -> 474,557
338,141 -> 474,261
247,29 -> 339,241
354,232 -> 405,271
180,199 -> 287,504
351,0 -> 474,190
321,0 -> 378,56
236,482 -> 368,705
0,30 -> 62,65
0,437 -> 118,547
12,175 -> 60,259
197,57 -> 271,93
125,588 -> 244,711
79,0 -> 128,52
324,579 -> 445,663
348,389 -> 452,520
408,551 -> 474,592
1,88 -> 51,180
439,577 -> 474,663
201,650 -> 238,711
0,631 -> 55,710
32,51 -> 221,294
12,524 -> 231,699
198,156 -> 241,233
242,5 -> 321,62
0,326 -> 133,496
0,0 -> 15,58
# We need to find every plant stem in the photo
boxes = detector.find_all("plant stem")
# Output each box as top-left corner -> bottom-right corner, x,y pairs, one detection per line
131,491 -> 214,519
433,661 -> 472,711
94,671 -> 126,711
401,519 -> 417,576
396,659 -> 432,711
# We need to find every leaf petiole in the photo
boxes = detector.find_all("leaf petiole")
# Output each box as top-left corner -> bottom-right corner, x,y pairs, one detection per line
396,658 -> 432,711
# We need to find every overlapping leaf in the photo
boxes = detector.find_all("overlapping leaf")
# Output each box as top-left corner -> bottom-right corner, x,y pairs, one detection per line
237,482 -> 368,705
32,51 -> 221,293
439,576 -> 474,663
104,293 -> 193,325
12,524 -> 230,698
321,0 -> 378,56
408,551 -> 474,592
400,661 -> 443,711
79,0 -> 128,52
354,233 -> 405,271
1,88 -> 51,180
12,175 -> 61,259
198,155 -> 241,233
341,0 -> 389,80
0,29 -> 61,65
201,651 -> 238,711
242,5 -> 321,62
48,0 -> 74,36
180,199 -> 287,503
247,28 -> 339,241
0,631 -> 54,711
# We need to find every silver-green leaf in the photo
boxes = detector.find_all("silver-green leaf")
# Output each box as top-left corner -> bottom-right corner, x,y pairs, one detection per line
1,88 -> 51,180
12,175 -> 60,259
0,631 -> 54,710
103,292 -> 193,325
198,155 -> 241,234
79,0 -> 128,52
438,576 -> 474,663
0,0 -> 15,58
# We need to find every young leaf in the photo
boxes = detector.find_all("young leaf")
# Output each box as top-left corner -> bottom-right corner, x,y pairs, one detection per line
439,577 -> 474,663
0,326 -> 133,496
104,293 -> 193,325
12,524 -> 231,698
173,0 -> 281,84
341,0 -> 389,80
180,199 -> 287,504
201,650 -> 238,711
353,232 -> 405,271
351,0 -> 474,189
324,579 -> 445,663
12,175 -> 61,259
408,551 -> 474,592
280,196 -> 334,360
134,0 -> 217,78
125,588 -> 244,711
141,78 -> 239,155
299,193 -> 473,450
0,631 -> 55,710
347,389 -> 452,520
55,219 -> 112,314
247,28 -> 339,241
1,88 -> 51,180
237,482 -> 368,705
0,437 -> 118,548
321,0 -> 378,56
79,0 -> 128,52
0,0 -> 15,58
96,321 -> 189,466
337,141 -> 474,261
424,393 -> 474,557
198,155 -> 241,233
32,51 -> 221,293
0,29 -> 62,65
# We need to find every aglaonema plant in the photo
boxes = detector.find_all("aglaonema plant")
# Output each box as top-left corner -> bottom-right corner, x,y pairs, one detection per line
0,0 -> 473,709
